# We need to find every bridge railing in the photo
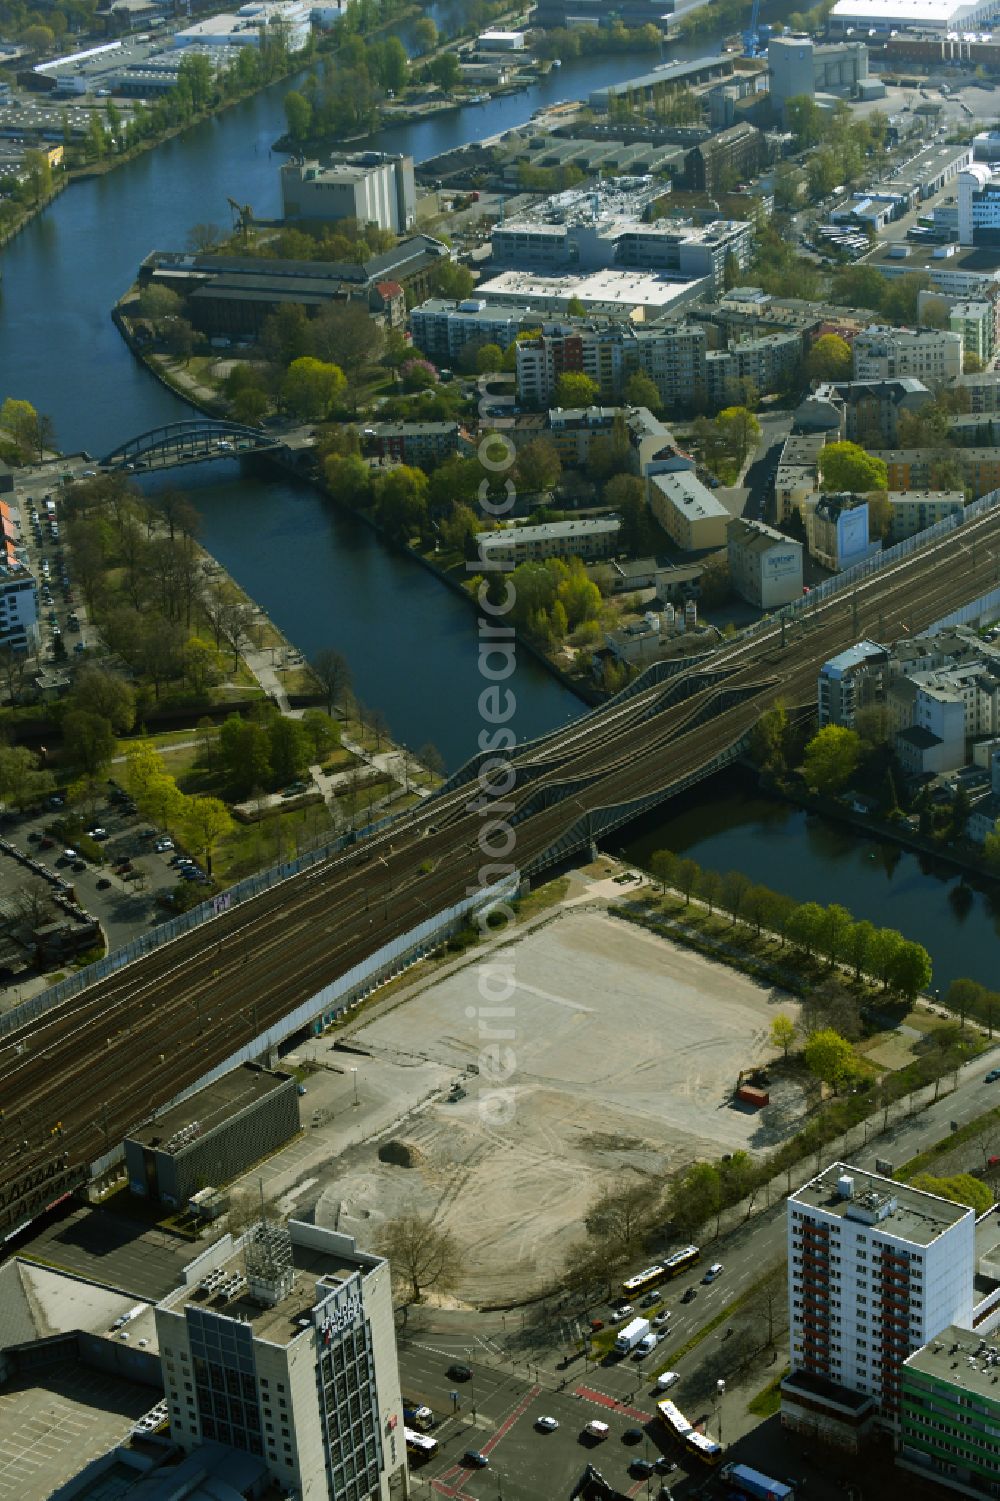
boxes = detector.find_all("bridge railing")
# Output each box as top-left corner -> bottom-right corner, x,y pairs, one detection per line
0,810 -> 397,1040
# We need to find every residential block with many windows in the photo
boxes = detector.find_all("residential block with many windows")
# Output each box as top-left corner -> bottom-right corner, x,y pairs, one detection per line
783,1164 -> 974,1446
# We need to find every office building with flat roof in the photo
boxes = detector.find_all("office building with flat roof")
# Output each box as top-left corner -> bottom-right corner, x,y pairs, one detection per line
900,1326 -> 1000,1496
281,153 -> 416,234
783,1163 -> 975,1443
650,471 -> 729,551
156,1217 -> 407,1501
125,1063 -> 299,1208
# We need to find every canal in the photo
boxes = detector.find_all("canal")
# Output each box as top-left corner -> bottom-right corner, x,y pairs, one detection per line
623,769 -> 1000,991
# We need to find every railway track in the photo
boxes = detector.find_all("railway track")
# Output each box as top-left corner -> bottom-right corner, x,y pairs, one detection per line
1,504 -> 999,1232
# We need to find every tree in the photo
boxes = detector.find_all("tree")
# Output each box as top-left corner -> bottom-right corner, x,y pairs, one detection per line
283,88 -> 313,144
817,903 -> 853,968
427,51 -> 460,91
910,1172 -> 993,1215
69,666 -> 135,734
770,1014 -> 797,1058
649,849 -> 675,892
675,857 -> 700,905
697,867 -> 723,914
515,438 -> 561,495
187,221 -> 223,253
310,302 -> 384,384
698,554 -> 732,607
721,868 -> 752,926
867,927 -> 904,991
219,715 -> 272,799
804,1028 -> 857,1093
584,1180 -> 658,1259
787,901 -> 824,957
668,1160 -> 722,1236
749,703 -> 789,774
716,406 -> 761,470
554,372 -> 599,408
625,370 -> 662,412
183,637 -> 223,697
802,725 -> 862,794
412,15 -> 437,52
181,795 -> 233,876
296,710 -> 337,763
890,940 -> 932,1001
373,465 -> 429,542
62,710 -> 115,779
475,343 -> 504,374
845,918 -> 875,981
378,1211 -> 460,1305
311,649 -> 352,717
806,333 -> 853,383
0,397 -> 39,457
281,357 -> 347,421
0,745 -> 52,810
268,714 -> 310,786
818,441 -> 888,494
946,977 -> 985,1029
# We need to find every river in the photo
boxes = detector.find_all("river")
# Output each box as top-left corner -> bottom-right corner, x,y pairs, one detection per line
1,45 -> 690,762
623,769 -> 1000,991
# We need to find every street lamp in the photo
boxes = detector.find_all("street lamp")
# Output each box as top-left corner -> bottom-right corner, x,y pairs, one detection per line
716,1378 -> 726,1450
351,1066 -> 359,1108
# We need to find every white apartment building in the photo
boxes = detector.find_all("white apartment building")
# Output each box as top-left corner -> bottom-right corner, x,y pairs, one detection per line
155,1217 -> 407,1501
852,325 -> 963,383
410,298 -> 537,361
515,322 -> 708,409
727,517 -> 803,608
784,1164 -> 974,1440
958,164 -> 1000,248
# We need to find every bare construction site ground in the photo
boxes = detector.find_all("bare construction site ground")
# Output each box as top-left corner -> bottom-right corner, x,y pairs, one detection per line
308,891 -> 805,1306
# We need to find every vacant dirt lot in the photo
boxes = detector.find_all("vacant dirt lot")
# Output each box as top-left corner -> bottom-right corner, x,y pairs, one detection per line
313,903 -> 805,1304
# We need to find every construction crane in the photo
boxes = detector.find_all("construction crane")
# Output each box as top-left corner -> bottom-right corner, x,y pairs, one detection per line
742,0 -> 768,57
227,196 -> 255,241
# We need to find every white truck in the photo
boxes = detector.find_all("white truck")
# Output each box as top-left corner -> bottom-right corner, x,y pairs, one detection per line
614,1316 -> 651,1355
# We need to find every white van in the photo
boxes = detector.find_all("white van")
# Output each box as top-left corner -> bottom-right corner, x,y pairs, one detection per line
583,1420 -> 609,1440
656,1370 -> 680,1392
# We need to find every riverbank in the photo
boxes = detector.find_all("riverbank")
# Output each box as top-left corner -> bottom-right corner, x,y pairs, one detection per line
0,178 -> 69,252
113,300 -> 600,712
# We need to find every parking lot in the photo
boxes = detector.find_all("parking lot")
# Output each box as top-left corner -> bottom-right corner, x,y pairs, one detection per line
0,785 -> 199,999
0,1360 -> 152,1501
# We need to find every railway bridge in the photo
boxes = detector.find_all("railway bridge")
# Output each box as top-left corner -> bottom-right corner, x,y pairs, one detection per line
3,493 -> 1000,1235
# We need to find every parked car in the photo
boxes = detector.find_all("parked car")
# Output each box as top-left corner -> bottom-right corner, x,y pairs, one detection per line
535,1417 -> 559,1432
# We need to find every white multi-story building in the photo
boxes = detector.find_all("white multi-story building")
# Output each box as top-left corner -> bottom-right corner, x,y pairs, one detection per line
409,298 -> 536,362
0,570 -> 38,653
476,516 -> 620,564
281,153 -> 416,234
174,0 -> 313,49
727,517 -> 803,608
852,325 -> 964,383
491,185 -> 753,292
949,298 -> 995,364
783,1163 -> 975,1443
156,1217 -> 407,1501
514,322 -> 709,409
958,164 -> 1000,248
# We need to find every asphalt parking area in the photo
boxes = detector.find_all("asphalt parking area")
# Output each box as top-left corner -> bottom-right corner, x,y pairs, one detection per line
0,1361 -> 151,1501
